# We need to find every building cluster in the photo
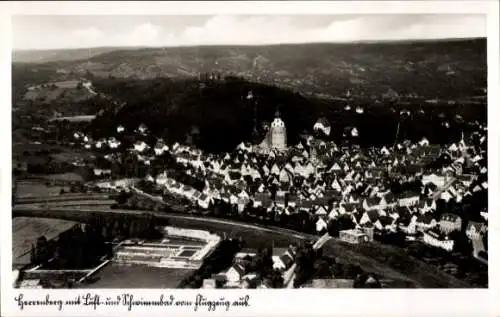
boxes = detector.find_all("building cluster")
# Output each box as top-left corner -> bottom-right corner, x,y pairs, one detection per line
203,245 -> 298,289
73,110 -> 488,262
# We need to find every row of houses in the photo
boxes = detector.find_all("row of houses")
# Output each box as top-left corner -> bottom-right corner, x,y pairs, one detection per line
74,121 -> 487,259
206,246 -> 298,289
141,131 -> 487,253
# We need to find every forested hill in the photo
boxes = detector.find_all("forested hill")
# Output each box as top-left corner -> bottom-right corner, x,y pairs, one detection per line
13,38 -> 487,102
88,77 -> 320,152
87,76 -> 485,153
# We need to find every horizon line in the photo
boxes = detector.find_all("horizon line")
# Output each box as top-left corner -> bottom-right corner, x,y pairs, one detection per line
12,36 -> 487,53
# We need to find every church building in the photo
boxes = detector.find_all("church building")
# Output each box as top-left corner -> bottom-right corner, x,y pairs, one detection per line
270,111 -> 287,151
255,111 -> 288,154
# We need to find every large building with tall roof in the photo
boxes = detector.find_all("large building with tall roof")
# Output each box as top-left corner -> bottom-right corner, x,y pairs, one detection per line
270,111 -> 287,151
255,111 -> 287,154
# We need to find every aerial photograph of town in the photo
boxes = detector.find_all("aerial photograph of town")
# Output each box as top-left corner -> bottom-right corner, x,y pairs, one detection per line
11,14 -> 488,289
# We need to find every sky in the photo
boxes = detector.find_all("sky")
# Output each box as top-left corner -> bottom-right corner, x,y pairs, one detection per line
12,14 -> 487,50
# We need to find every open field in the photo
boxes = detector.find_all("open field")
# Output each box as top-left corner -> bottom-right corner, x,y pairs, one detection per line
12,217 -> 78,266
52,80 -> 79,88
13,143 -> 93,162
15,181 -> 69,198
12,144 -> 93,177
15,196 -> 113,207
27,80 -> 80,89
79,263 -> 194,288
39,172 -> 84,182
14,174 -> 92,201
13,143 -> 69,154
23,79 -> 94,104
31,200 -> 117,207
49,115 -> 96,122
24,87 -> 94,104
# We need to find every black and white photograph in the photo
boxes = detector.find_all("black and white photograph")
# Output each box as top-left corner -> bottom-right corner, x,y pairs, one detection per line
1,1 -> 499,316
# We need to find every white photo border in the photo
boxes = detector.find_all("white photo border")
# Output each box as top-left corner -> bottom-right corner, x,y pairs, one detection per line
1,1 -> 499,317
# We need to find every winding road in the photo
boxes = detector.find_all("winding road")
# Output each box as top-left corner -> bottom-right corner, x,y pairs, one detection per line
13,204 -> 312,241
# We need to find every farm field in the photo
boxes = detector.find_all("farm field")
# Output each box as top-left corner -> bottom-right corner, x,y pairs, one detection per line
12,217 -> 78,266
32,200 -> 117,207
15,181 -> 69,198
39,172 -> 84,182
16,194 -> 113,203
28,80 -> 80,89
49,115 -> 96,122
13,142 -> 93,163
14,173 -> 91,200
23,80 -> 94,104
12,143 -> 68,154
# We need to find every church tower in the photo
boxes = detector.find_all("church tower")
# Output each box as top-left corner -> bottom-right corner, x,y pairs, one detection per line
270,110 -> 287,151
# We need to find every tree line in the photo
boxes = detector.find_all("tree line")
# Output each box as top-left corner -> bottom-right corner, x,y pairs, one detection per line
86,76 -> 486,154
29,214 -> 166,269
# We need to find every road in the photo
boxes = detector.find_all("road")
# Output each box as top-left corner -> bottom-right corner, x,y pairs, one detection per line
13,204 -> 312,240
15,194 -> 112,205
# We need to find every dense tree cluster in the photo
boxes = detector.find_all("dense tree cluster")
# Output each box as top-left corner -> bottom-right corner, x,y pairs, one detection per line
294,242 -> 318,287
389,179 -> 424,196
208,200 -> 318,234
86,75 -> 486,154
29,223 -> 108,270
29,214 -> 165,269
166,169 -> 205,192
115,189 -> 321,235
293,242 -> 381,288
375,230 -> 407,247
243,247 -> 284,288
26,160 -> 75,175
327,215 -> 356,237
